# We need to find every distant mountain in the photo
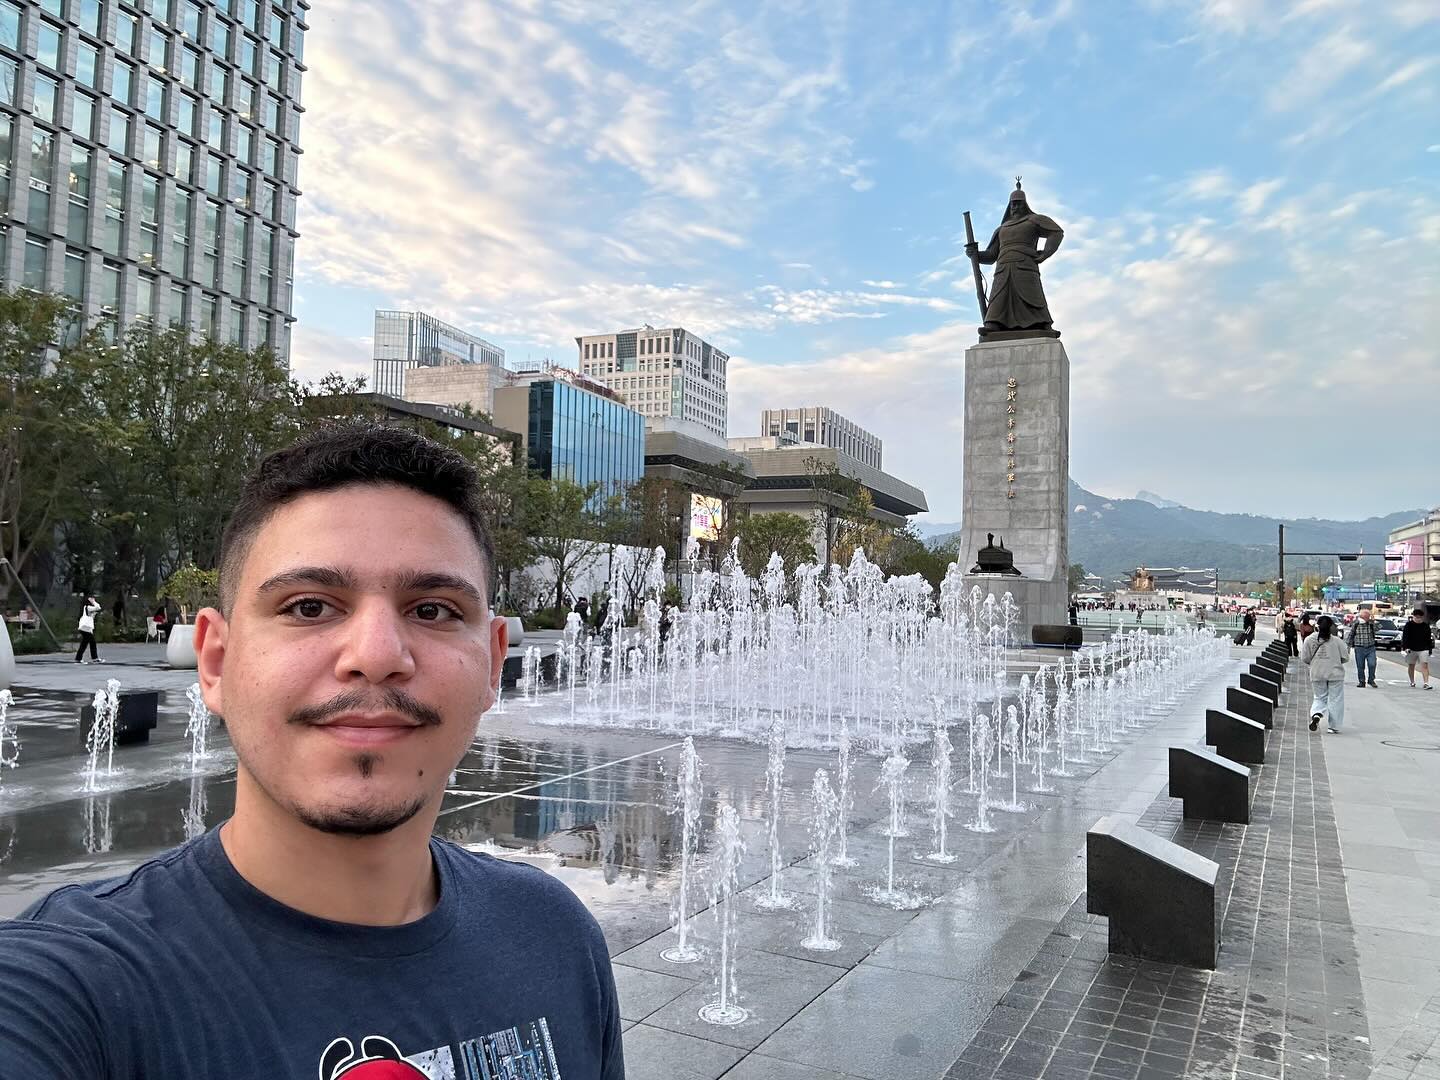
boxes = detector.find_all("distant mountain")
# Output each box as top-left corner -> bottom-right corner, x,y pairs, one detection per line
911,520 -> 964,541
1135,490 -> 1184,510
928,480 -> 1422,585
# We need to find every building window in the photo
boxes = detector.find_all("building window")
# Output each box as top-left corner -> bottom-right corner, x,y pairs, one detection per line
103,159 -> 125,256
176,92 -> 197,137
174,138 -> 194,183
99,259 -> 121,341
22,235 -> 48,290
138,173 -> 159,264
71,91 -> 95,140
0,56 -> 16,107
0,2 -> 20,52
171,187 -> 191,273
145,77 -> 166,123
113,60 -> 136,106
137,271 -> 157,321
0,115 -> 11,213
62,247 -> 85,301
208,64 -> 228,108
199,293 -> 217,337
107,107 -> 129,156
36,21 -> 63,70
170,283 -> 187,327
66,143 -> 91,241
179,1 -> 201,40
204,153 -> 221,196
114,11 -> 139,55
210,15 -> 230,60
178,46 -> 199,88
28,128 -> 54,231
207,109 -> 223,150
76,42 -> 99,88
32,74 -> 58,125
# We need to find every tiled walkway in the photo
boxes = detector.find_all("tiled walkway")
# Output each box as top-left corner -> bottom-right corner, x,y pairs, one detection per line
947,653 -> 1375,1079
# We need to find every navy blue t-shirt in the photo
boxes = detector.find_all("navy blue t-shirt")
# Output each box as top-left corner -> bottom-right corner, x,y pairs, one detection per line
0,827 -> 624,1079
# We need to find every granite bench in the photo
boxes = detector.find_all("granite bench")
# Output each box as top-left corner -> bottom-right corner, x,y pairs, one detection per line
1227,686 -> 1274,730
1241,671 -> 1281,704
1254,656 -> 1286,683
1205,708 -> 1267,765
78,689 -> 159,747
1169,745 -> 1253,824
1087,816 -> 1220,969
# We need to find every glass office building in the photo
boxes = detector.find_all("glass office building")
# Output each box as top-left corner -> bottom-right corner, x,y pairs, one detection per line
371,308 -> 505,397
525,378 -> 644,501
0,0 -> 306,358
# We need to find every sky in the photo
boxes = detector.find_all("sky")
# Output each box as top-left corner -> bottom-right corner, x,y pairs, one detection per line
288,0 -> 1440,524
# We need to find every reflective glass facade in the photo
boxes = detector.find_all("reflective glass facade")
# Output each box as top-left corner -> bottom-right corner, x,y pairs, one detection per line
372,308 -> 505,396
527,379 -> 644,501
0,0 -> 306,358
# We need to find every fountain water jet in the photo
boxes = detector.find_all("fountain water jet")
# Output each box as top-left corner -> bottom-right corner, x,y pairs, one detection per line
801,768 -> 842,952
661,737 -> 704,964
82,679 -> 121,793
184,684 -> 211,769
698,803 -> 748,1027
754,719 -> 801,911
0,690 -> 17,791
829,721 -> 857,869
923,720 -> 957,863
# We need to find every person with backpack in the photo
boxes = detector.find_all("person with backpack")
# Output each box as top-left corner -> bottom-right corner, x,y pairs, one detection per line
74,595 -> 103,665
1401,608 -> 1434,690
1283,615 -> 1299,657
1303,614 -> 1350,733
1242,609 -> 1256,646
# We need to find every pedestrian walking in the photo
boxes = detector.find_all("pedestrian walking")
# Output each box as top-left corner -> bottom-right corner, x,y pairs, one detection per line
1401,607 -> 1434,690
1298,614 -> 1314,645
1242,609 -> 1256,646
1346,608 -> 1379,688
1283,615 -> 1299,656
573,595 -> 589,626
1303,615 -> 1350,733
74,595 -> 102,665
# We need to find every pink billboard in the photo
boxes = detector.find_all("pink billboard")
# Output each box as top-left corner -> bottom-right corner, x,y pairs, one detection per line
1387,539 -> 1423,573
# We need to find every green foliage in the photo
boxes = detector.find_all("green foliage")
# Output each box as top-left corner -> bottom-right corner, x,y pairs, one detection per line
159,563 -> 220,621
9,629 -> 57,655
735,512 -> 817,578
661,583 -> 683,610
520,476 -> 603,613
1068,563 -> 1088,592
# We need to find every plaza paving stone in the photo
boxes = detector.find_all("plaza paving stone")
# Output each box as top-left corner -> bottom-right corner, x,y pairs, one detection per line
5,636 -> 1435,1078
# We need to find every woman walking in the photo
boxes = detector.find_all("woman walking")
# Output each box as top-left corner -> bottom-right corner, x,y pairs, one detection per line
1303,615 -> 1350,733
74,595 -> 103,665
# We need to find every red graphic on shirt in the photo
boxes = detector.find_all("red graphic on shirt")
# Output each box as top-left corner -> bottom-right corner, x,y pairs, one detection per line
319,1036 -> 427,1080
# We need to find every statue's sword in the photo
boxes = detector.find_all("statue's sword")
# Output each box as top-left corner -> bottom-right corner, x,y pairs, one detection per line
962,211 -> 988,320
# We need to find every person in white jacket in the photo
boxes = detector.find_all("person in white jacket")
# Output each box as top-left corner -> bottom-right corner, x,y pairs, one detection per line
1302,614 -> 1350,733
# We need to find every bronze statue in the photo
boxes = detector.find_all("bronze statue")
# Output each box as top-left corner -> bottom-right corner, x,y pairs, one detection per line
964,179 -> 1064,341
970,533 -> 1022,576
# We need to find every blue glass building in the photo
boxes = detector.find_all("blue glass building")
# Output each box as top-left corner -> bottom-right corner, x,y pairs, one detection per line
514,377 -> 644,501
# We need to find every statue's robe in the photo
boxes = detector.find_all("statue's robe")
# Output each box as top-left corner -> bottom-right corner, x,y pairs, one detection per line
976,213 -> 1064,332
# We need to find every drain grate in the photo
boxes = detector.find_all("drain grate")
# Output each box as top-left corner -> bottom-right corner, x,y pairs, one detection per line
1380,740 -> 1440,752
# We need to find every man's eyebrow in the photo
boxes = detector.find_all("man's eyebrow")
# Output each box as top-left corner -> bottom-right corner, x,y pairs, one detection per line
255,566 -> 358,594
392,570 -> 485,605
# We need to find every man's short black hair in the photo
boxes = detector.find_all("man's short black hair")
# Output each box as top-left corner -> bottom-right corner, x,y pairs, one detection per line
218,422 -> 494,614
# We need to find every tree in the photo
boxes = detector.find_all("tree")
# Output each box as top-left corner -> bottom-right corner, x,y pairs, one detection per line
521,476 -> 603,613
1068,563 -> 1088,593
1297,573 -> 1328,603
803,455 -> 866,568
734,511 -> 817,578
0,289 -> 106,595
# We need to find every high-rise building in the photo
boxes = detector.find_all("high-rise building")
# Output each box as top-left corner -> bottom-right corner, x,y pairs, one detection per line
576,325 -> 728,441
760,406 -> 882,469
372,309 -> 504,397
493,364 -> 645,503
0,0 -> 307,358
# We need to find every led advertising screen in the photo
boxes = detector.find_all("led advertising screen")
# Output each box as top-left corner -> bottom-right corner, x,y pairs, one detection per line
689,494 -> 723,541
1386,539 -> 1423,574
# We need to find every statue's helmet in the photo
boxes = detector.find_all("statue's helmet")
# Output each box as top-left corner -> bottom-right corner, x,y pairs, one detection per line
1003,178 -> 1031,220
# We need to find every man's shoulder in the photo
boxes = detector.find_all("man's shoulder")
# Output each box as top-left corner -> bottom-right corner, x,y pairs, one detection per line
16,840 -> 199,926
438,841 -> 604,935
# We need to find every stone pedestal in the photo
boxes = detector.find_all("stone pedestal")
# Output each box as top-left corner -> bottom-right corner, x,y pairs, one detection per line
960,338 -> 1070,634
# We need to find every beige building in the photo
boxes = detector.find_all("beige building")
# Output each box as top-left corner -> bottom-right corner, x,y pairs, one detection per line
1387,507 -> 1440,600
760,407 -> 883,469
576,326 -> 728,440
403,363 -> 512,417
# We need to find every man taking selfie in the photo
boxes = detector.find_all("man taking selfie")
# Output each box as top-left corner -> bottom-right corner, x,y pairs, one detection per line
0,424 -> 625,1079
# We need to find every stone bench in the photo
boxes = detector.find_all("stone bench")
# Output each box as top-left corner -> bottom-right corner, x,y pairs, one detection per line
1227,686 -> 1274,730
1254,656 -> 1286,683
1032,624 -> 1083,649
78,690 -> 159,747
1241,671 -> 1281,704
1169,745 -> 1253,824
1087,816 -> 1220,969
1205,708 -> 1267,765
1263,644 -> 1291,663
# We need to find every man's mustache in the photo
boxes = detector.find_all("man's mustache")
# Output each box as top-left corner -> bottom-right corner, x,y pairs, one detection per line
287,687 -> 443,728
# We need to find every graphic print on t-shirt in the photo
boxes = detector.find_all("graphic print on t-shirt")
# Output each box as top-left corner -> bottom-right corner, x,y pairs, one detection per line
320,1020 -> 562,1080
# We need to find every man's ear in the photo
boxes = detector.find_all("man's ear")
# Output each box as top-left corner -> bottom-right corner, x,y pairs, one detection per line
194,606 -> 228,717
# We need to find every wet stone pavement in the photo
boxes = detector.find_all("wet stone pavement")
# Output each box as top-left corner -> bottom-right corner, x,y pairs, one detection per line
0,645 -> 1397,1080
948,654 -> 1373,1080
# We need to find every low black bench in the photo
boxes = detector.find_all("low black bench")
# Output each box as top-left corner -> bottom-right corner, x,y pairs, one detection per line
1032,624 -> 1083,649
1205,708 -> 1267,765
1169,745 -> 1253,824
78,690 -> 159,747
1241,671 -> 1281,704
1254,656 -> 1286,683
1087,816 -> 1220,969
1227,686 -> 1274,730
500,647 -> 559,689
1263,644 -> 1291,663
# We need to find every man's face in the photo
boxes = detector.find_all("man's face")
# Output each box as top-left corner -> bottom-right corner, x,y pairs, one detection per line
1360,609 -> 1372,621
195,484 -> 505,837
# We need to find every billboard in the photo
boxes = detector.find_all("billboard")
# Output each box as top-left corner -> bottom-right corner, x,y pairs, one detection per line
689,494 -> 723,541
1386,539 -> 1423,574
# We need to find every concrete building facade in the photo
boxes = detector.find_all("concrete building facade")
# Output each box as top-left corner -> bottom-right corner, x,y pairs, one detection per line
372,308 -> 504,397
576,325 -> 728,441
760,406 -> 882,469
402,361 -> 510,417
1387,507 -> 1440,601
0,0 -> 307,358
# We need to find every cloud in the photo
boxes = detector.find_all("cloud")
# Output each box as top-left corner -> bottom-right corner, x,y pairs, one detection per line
290,324 -> 373,387
861,280 -> 903,289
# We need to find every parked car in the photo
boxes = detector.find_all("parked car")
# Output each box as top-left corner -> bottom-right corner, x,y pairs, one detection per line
1375,617 -> 1404,650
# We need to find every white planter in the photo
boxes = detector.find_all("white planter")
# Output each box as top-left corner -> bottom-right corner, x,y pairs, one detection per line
504,617 -> 525,649
166,623 -> 198,669
0,627 -> 13,690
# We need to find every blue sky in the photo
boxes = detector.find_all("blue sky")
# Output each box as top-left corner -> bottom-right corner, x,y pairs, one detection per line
289,0 -> 1440,523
